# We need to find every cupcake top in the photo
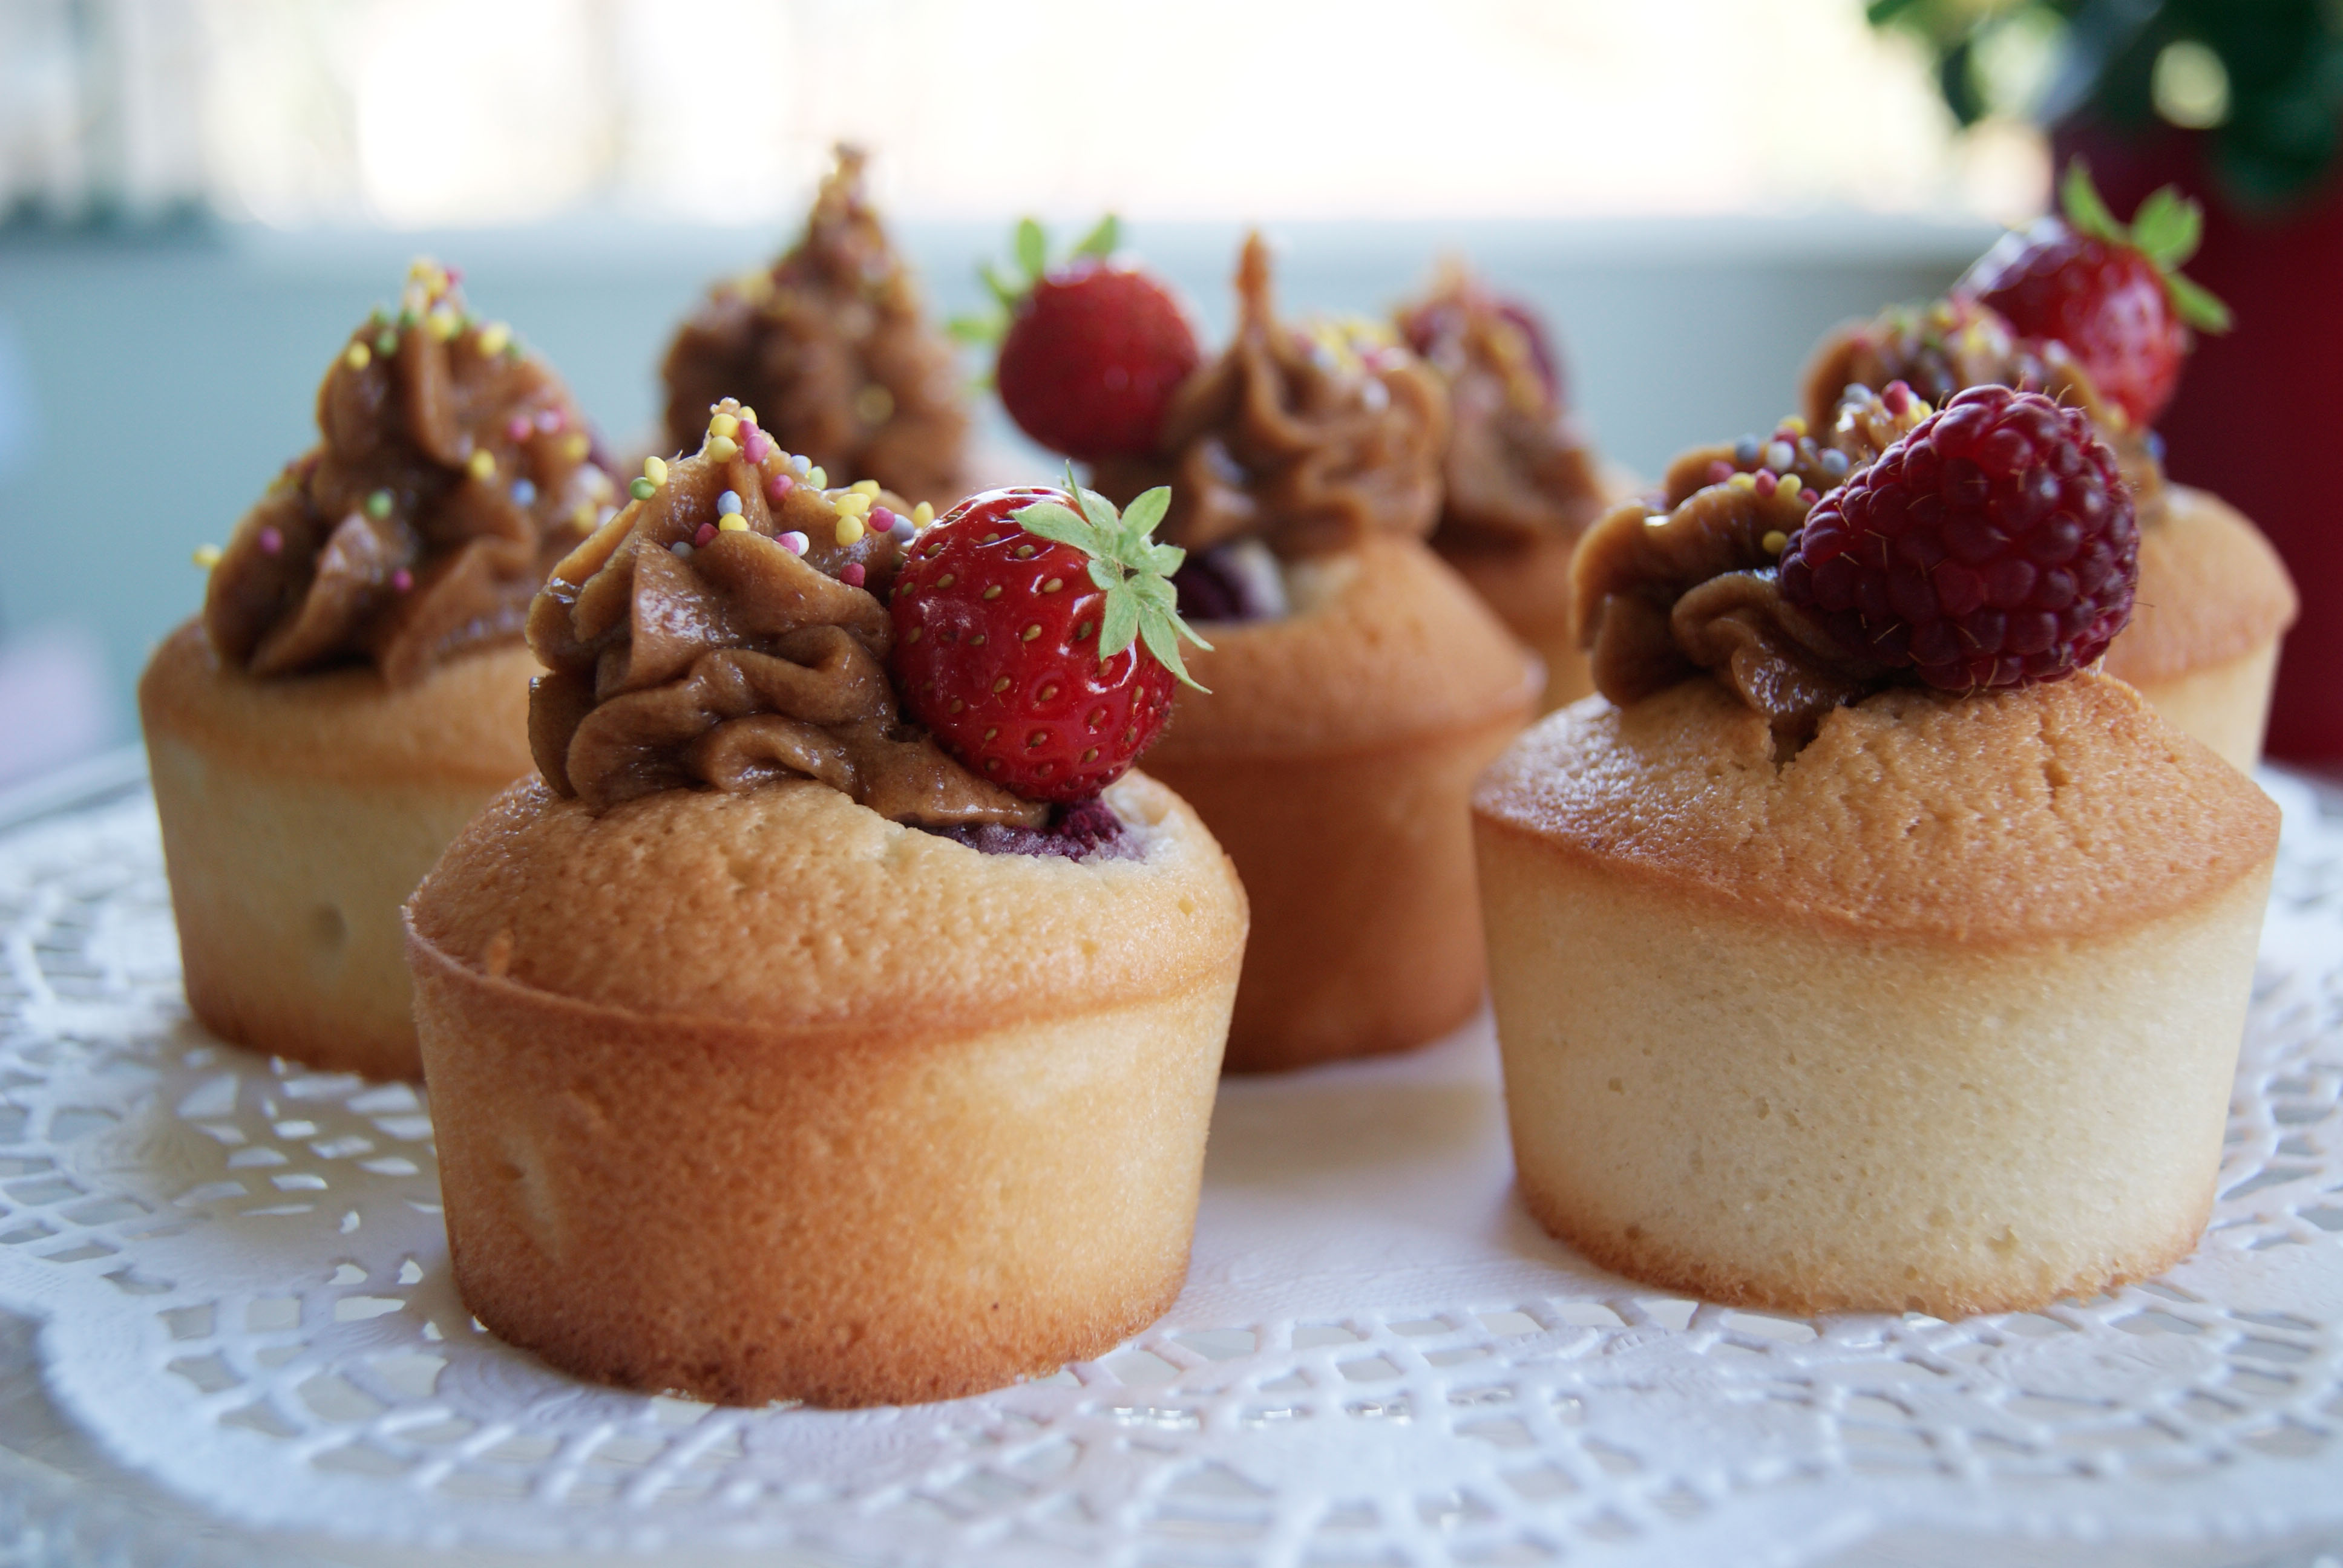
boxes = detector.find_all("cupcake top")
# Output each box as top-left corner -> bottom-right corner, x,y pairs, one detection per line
528,400 -> 1036,826
1395,260 -> 1609,552
659,145 -> 968,506
1090,233 -> 1448,561
201,260 -> 615,687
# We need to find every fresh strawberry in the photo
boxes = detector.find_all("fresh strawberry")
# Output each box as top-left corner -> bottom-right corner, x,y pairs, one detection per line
957,217 -> 1201,462
1778,385 -> 2137,691
890,474 -> 1208,801
1958,160 -> 2230,429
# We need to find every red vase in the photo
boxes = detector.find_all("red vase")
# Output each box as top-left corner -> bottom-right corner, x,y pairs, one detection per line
2054,119 -> 2342,765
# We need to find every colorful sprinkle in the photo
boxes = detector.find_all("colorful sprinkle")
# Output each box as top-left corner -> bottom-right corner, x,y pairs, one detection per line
1800,488 -> 1820,505
466,448 -> 496,480
630,477 -> 658,501
791,454 -> 813,477
911,501 -> 935,527
707,412 -> 740,440
191,544 -> 222,568
1780,416 -> 1808,437
707,435 -> 741,462
833,491 -> 871,517
807,466 -> 827,489
1761,530 -> 1788,555
718,516 -> 750,533
391,567 -> 414,593
1726,472 -> 1757,492
766,472 -> 795,503
365,489 -> 395,519
671,541 -> 693,557
1765,441 -> 1795,471
834,514 -> 865,546
1820,449 -> 1851,479
695,522 -> 718,546
778,531 -> 809,556
474,322 -> 512,356
1733,436 -> 1761,466
1753,471 -> 1778,497
736,405 -> 758,426
511,479 -> 537,505
536,408 -> 565,434
644,456 -> 669,485
506,415 -> 534,443
427,307 -> 462,342
1706,459 -> 1734,486
375,330 -> 398,356
560,433 -> 590,462
839,561 -> 867,587
258,526 -> 283,555
743,430 -> 774,463
344,342 -> 372,370
850,479 -> 882,498
716,490 -> 742,517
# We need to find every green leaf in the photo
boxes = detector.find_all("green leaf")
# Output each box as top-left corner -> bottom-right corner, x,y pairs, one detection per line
946,310 -> 1004,345
2129,186 -> 2203,268
2060,159 -> 2123,241
1099,585 -> 1140,657
1073,214 -> 1121,258
980,262 -> 1023,310
1145,541 -> 1185,577
1013,500 -> 1101,553
1015,217 -> 1047,283
1138,610 -> 1207,692
2163,270 -> 2234,333
1119,485 -> 1170,538
1087,557 -> 1122,593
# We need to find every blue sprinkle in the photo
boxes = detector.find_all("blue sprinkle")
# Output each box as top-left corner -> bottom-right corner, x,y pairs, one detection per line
717,489 -> 742,516
671,541 -> 693,557
511,479 -> 537,505
2145,430 -> 2166,463
791,454 -> 812,476
890,517 -> 916,542
1820,449 -> 1851,478
1733,436 -> 1761,465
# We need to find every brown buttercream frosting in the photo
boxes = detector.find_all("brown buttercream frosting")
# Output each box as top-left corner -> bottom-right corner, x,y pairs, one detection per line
1091,233 -> 1447,561
528,399 -> 1040,826
1573,388 -> 1928,735
1396,261 -> 1607,552
1801,295 -> 2164,522
660,146 -> 968,506
203,261 -> 615,688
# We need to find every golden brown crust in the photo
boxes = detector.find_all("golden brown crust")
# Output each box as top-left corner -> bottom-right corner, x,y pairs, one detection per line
2106,485 -> 2299,687
1148,535 -> 1538,760
408,769 -> 1246,1030
139,618 -> 535,789
1473,671 -> 2279,947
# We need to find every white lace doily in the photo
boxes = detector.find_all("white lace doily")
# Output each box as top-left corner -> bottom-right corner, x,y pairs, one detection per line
1,769 -> 2339,1568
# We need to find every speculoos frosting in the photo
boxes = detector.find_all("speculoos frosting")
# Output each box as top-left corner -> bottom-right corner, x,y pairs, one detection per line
660,145 -> 968,506
1090,233 -> 1448,561
528,399 -> 1041,827
203,261 -> 615,687
1573,387 -> 1928,735
1803,295 -> 2164,523
1396,261 -> 1608,552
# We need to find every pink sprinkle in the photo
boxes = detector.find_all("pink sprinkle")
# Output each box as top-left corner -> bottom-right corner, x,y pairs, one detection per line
694,522 -> 717,547
258,526 -> 283,555
391,567 -> 414,593
744,431 -> 774,463
1801,488 -> 1820,505
1705,460 -> 1732,486
766,472 -> 795,503
506,416 -> 533,443
839,562 -> 867,587
536,408 -> 565,434
1752,471 -> 1778,497
777,530 -> 809,556
870,506 -> 897,532
1883,379 -> 1912,414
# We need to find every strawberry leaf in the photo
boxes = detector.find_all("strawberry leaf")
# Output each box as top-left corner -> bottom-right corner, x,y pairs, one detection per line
2060,158 -> 2122,243
1099,584 -> 1139,658
1073,214 -> 1121,259
1015,218 -> 1048,283
1138,609 -> 1199,688
1015,501 -> 1102,554
2130,186 -> 2202,267
1120,485 -> 1170,538
1009,466 -> 1211,691
2164,269 -> 2234,333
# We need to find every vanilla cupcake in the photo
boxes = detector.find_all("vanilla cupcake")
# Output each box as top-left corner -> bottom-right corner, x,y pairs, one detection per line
1092,235 -> 1538,1071
1477,385 -> 2278,1316
1396,261 -> 1630,712
1803,296 -> 2296,769
408,407 -> 1245,1406
142,261 -> 614,1080
661,144 -> 968,507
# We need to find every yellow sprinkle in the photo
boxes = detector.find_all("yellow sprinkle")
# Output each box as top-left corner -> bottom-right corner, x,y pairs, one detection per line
834,514 -> 865,546
807,466 -> 827,489
474,321 -> 511,356
644,455 -> 669,485
736,405 -> 758,425
850,479 -> 881,497
911,501 -> 934,527
571,501 -> 597,528
1780,416 -> 1807,437
707,435 -> 740,462
1761,529 -> 1789,555
1726,471 -> 1757,491
467,448 -> 496,480
708,412 -> 740,439
342,342 -> 371,370
718,515 -> 750,533
560,432 -> 590,462
192,544 -> 223,568
427,307 -> 462,341
1910,399 -> 1934,419
833,491 -> 872,516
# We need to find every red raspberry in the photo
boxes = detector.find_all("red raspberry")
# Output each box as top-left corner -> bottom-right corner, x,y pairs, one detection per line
890,482 -> 1206,801
1777,385 -> 2137,691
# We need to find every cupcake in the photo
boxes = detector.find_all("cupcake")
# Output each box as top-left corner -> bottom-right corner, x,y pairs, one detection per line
406,405 -> 1246,1406
1476,384 -> 2279,1316
1396,261 -> 1626,712
1801,169 -> 2297,769
660,145 -> 968,507
140,260 -> 615,1080
1075,235 -> 1538,1071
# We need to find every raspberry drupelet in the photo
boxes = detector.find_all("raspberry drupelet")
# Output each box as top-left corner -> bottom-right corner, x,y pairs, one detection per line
1778,384 -> 2137,691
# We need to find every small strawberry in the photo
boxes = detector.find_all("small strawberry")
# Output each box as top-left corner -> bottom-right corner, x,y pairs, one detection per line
1958,160 -> 2230,429
1777,385 -> 2137,691
955,217 -> 1201,462
890,473 -> 1208,801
